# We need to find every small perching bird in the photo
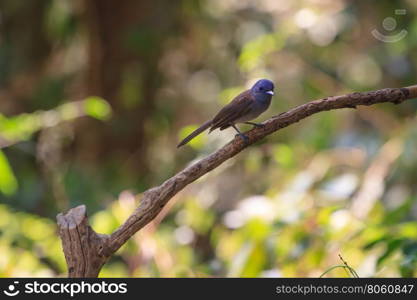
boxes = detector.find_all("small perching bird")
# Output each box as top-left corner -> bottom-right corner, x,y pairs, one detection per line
177,79 -> 275,148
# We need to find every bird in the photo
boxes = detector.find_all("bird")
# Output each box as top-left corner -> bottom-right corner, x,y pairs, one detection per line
177,79 -> 275,148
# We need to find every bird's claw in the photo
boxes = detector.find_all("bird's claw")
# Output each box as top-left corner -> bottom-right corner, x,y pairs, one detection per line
235,133 -> 249,144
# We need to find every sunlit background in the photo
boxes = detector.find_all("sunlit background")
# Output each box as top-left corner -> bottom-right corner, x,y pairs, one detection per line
1,0 -> 417,277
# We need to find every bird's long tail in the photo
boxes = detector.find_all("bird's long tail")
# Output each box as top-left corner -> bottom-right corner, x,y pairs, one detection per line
177,120 -> 212,148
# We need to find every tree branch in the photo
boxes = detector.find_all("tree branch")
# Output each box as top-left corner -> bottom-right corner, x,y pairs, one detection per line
57,205 -> 109,277
57,85 -> 417,277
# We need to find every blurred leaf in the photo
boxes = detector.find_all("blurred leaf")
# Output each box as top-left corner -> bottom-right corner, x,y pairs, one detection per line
84,97 -> 112,121
21,215 -> 55,241
44,0 -> 75,42
0,150 -> 18,196
400,241 -> 417,277
0,204 -> 65,276
0,113 -> 41,142
402,241 -> 417,258
383,199 -> 412,225
243,218 -> 270,242
1,98 -> 112,148
397,222 -> 417,239
239,33 -> 284,71
99,262 -> 129,277
363,235 -> 389,250
240,242 -> 267,277
90,210 -> 120,235
376,238 -> 405,267
273,144 -> 294,168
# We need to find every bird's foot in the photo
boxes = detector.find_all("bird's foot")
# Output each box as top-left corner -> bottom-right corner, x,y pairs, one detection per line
235,133 -> 249,144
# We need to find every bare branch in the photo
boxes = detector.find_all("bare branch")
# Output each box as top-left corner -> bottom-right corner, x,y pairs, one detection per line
57,85 -> 417,277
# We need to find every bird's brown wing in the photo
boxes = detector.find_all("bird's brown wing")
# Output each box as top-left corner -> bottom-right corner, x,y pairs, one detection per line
210,90 -> 254,132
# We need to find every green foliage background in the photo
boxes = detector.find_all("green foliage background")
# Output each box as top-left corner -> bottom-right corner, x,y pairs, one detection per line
0,0 -> 417,277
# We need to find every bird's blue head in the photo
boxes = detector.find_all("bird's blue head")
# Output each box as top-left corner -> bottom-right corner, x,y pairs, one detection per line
251,79 -> 275,102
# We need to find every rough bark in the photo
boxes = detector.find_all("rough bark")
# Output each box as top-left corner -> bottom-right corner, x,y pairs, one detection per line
57,85 -> 417,277
57,205 -> 109,277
